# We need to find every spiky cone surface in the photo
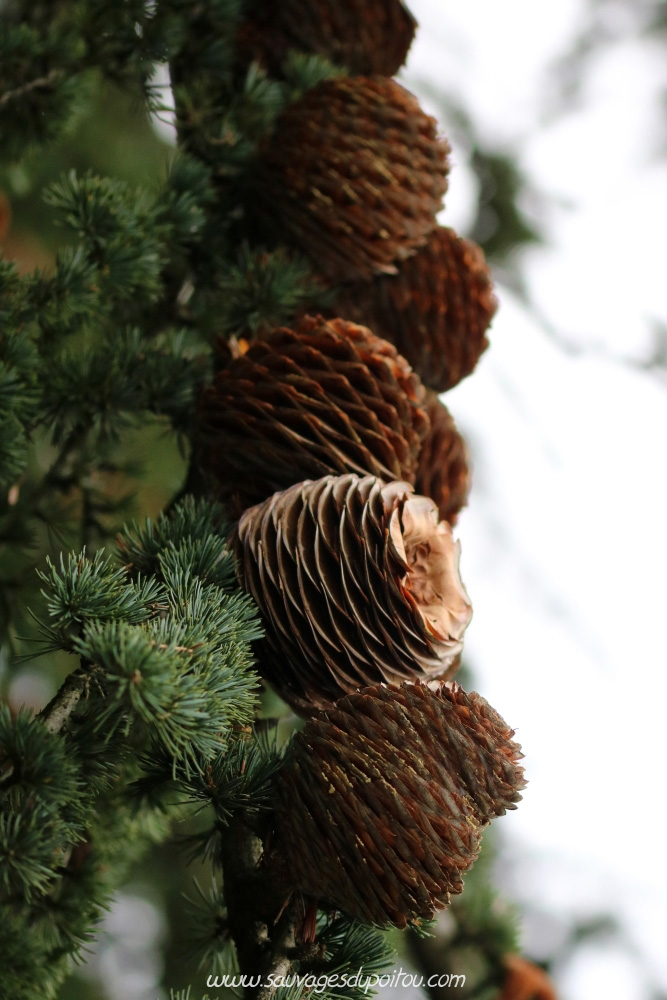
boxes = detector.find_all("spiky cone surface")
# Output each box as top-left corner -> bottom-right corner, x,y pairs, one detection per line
275,680 -> 525,927
331,225 -> 497,391
198,315 -> 429,508
233,474 -> 472,713
253,77 -> 450,282
415,391 -> 470,525
237,0 -> 416,78
499,956 -> 558,1000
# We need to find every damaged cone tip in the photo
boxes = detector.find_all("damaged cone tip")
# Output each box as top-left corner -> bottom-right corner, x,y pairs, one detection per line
234,474 -> 472,713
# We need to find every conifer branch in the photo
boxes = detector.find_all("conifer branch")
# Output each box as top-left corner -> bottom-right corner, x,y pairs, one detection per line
0,68 -> 64,109
36,666 -> 87,735
219,813 -> 297,1000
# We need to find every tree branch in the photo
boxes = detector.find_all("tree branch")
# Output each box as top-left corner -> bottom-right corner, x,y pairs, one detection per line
0,68 -> 65,108
37,666 -> 86,734
219,812 -> 298,1000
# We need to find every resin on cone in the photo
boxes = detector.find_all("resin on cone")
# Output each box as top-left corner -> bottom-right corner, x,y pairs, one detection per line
254,77 -> 449,282
234,474 -> 472,712
198,316 -> 429,508
331,225 -> 496,391
276,680 -> 525,927
238,0 -> 416,78
415,391 -> 469,525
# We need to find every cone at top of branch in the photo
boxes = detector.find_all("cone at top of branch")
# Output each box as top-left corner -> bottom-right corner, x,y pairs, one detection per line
237,0 -> 417,78
197,314 -> 429,509
253,77 -> 450,282
275,679 -> 525,928
233,474 -> 472,713
330,225 -> 497,392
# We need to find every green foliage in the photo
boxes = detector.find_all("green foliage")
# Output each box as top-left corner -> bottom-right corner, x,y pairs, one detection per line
469,149 -> 543,267
0,0 -> 182,161
45,171 -> 165,302
184,726 -> 284,823
0,707 -> 84,898
216,244 -> 331,338
170,990 -> 219,1000
0,324 -> 39,488
118,495 -> 236,589
309,917 -> 397,1000
32,499 -> 261,762
1,498 -> 261,998
38,548 -> 163,632
281,52 -> 347,97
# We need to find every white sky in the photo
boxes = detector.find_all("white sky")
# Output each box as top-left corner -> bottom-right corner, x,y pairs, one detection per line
405,2 -> 667,997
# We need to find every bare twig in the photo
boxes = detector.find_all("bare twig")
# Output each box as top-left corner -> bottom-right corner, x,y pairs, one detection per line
0,68 -> 65,109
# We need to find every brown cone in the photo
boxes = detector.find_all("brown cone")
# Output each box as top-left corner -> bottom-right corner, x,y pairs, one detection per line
331,225 -> 497,391
276,680 -> 525,927
499,956 -> 558,1000
198,316 -> 429,508
254,77 -> 449,282
233,474 -> 472,713
415,391 -> 470,525
237,0 -> 416,78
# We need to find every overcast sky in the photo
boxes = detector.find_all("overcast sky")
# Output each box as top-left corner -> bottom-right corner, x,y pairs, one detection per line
404,2 -> 667,997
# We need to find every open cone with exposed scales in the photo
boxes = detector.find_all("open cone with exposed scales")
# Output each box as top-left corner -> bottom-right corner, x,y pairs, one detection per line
253,77 -> 450,282
233,474 -> 472,713
275,680 -> 525,927
198,315 -> 429,509
415,391 -> 470,524
331,225 -> 496,391
237,0 -> 417,78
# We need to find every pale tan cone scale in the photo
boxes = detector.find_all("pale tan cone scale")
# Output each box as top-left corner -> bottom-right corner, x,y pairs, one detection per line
233,474 -> 472,713
254,77 -> 450,282
275,680 -> 526,927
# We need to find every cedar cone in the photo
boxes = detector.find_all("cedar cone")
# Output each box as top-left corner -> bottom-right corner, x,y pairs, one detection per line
331,225 -> 497,391
253,77 -> 449,282
275,680 -> 525,927
198,316 -> 429,509
499,956 -> 558,1000
233,474 -> 472,713
415,391 -> 470,525
237,0 -> 417,78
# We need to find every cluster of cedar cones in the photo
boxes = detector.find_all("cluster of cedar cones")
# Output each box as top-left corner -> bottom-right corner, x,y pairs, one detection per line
197,0 -> 532,949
